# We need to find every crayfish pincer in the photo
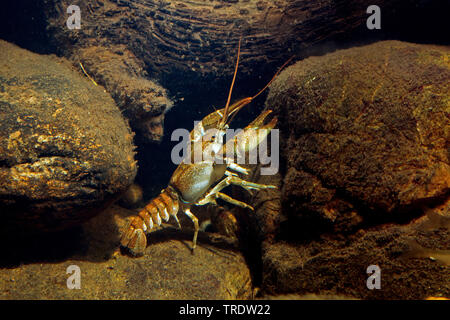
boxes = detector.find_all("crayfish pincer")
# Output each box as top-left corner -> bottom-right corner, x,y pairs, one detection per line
120,39 -> 292,256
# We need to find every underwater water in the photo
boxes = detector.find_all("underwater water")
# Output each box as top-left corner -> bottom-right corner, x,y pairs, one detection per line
0,0 -> 448,304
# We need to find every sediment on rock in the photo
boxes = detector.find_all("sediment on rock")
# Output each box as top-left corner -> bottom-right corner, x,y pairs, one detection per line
0,39 -> 137,232
261,200 -> 450,299
267,40 -> 450,234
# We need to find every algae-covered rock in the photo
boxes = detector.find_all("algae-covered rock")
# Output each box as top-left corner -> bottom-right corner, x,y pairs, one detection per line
267,40 -> 450,231
0,40 -> 137,232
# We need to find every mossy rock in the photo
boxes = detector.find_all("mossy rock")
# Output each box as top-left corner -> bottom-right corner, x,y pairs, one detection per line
267,40 -> 449,231
0,40 -> 137,232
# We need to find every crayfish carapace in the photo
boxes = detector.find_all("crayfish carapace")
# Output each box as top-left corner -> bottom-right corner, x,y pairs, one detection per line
120,40 -> 292,255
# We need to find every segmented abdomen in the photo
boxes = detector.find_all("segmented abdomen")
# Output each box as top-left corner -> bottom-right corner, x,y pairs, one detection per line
120,186 -> 180,255
138,187 -> 179,230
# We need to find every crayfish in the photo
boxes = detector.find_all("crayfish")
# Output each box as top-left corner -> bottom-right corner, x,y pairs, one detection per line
120,40 -> 291,255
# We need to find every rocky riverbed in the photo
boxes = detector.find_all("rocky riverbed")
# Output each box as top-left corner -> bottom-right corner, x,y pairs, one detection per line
0,1 -> 448,300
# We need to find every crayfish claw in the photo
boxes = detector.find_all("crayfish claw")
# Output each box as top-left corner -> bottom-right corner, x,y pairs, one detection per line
226,162 -> 250,175
246,109 -> 273,129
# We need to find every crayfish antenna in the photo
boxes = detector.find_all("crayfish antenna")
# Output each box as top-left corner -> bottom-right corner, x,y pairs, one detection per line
225,55 -> 295,126
250,55 -> 295,101
221,37 -> 242,126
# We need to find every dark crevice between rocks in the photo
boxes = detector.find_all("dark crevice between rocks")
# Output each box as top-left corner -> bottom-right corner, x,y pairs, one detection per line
0,195 -> 122,268
359,191 -> 450,228
0,159 -> 10,168
236,208 -> 266,294
214,165 -> 281,294
0,226 -> 85,269
278,206 -> 334,243
0,0 -> 58,55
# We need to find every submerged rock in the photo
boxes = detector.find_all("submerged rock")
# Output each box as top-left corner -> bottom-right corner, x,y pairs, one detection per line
74,46 -> 173,143
0,40 -> 137,232
253,41 -> 450,299
267,40 -> 450,232
261,200 -> 450,299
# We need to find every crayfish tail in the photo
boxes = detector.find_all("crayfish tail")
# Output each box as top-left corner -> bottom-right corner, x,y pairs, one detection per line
120,187 -> 181,255
120,215 -> 147,256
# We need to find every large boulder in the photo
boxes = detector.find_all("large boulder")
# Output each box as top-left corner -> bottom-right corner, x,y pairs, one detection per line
268,40 -> 449,232
0,40 -> 137,232
252,40 -> 450,299
73,45 -> 173,143
261,201 -> 450,299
